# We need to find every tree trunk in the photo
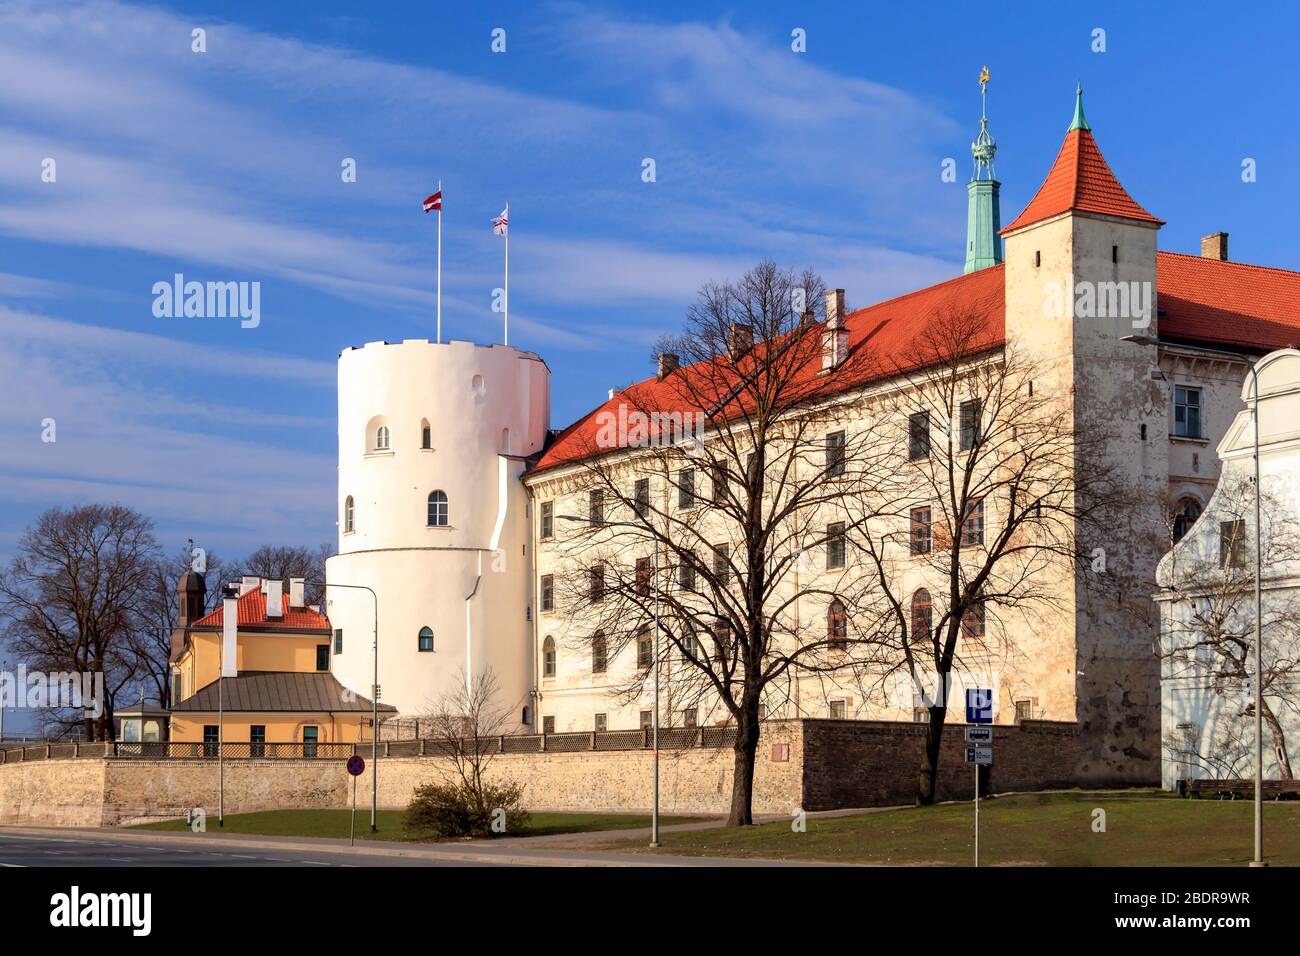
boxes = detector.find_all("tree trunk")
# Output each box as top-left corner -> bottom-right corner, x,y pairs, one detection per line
1262,701 -> 1294,779
917,705 -> 947,805
727,708 -> 761,826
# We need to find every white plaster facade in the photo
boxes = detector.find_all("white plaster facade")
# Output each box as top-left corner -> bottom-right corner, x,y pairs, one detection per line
326,340 -> 549,721
1155,349 -> 1300,788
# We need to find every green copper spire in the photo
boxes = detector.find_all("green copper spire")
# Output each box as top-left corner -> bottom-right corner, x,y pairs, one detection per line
964,66 -> 1003,273
1068,82 -> 1090,132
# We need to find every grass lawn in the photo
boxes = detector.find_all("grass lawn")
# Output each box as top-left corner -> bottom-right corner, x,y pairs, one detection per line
132,808 -> 705,842
598,791 -> 1300,866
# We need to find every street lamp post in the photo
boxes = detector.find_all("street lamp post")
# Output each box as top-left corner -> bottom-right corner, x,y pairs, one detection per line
1123,334 -> 1267,867
559,514 -> 662,847
312,581 -> 380,831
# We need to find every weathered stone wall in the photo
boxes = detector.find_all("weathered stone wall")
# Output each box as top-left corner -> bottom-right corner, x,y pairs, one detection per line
0,719 -> 1089,826
100,759 -> 350,826
0,758 -> 106,826
801,718 -> 1084,808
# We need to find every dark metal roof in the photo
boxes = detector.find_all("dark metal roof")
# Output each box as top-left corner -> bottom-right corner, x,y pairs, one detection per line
171,672 -> 396,714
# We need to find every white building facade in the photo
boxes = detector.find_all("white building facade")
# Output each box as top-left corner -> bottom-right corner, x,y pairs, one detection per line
1155,349 -> 1300,788
326,340 -> 550,722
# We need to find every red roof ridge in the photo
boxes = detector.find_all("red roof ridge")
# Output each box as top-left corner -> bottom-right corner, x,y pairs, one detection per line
1157,249 -> 1300,281
846,262 -> 1005,318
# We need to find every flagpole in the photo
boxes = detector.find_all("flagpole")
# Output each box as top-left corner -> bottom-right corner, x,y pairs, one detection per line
503,201 -> 509,347
436,179 -> 442,344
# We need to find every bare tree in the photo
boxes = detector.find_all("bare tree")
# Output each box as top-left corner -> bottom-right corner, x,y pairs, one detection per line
237,543 -> 332,605
128,545 -> 225,707
547,260 -> 902,826
1159,477 -> 1300,779
851,310 -> 1120,804
0,505 -> 160,740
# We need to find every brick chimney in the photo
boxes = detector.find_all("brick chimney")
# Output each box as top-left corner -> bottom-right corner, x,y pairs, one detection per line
1200,231 -> 1229,261
657,352 -> 680,380
727,324 -> 753,360
822,288 -> 848,370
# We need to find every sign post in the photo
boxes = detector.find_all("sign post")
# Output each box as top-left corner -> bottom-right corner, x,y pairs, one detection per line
347,754 -> 366,847
965,689 -> 994,867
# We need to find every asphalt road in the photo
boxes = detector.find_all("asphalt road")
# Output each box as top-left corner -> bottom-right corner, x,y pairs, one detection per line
0,831 -> 483,867
0,826 -> 802,867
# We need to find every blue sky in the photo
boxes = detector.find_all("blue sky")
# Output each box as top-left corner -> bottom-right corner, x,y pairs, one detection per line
1,0 -> 1297,565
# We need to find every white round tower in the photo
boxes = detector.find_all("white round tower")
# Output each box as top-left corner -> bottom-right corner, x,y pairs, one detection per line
326,339 -> 549,724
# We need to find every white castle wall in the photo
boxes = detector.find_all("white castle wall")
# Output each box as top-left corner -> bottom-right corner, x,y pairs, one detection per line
326,339 -> 549,722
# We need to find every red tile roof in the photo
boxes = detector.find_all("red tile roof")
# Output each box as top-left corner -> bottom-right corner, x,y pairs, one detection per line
531,265 -> 1006,474
1002,128 -> 1163,234
1157,252 -> 1300,352
531,251 -> 1300,476
192,587 -> 331,632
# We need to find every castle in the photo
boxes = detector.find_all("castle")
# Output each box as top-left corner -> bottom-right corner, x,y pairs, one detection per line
318,86 -> 1300,787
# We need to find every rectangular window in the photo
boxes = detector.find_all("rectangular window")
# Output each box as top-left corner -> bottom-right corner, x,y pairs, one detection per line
677,469 -> 696,509
710,462 -> 727,504
589,489 -> 604,525
542,716 -> 556,734
302,726 -> 318,758
634,478 -> 650,518
540,500 -> 554,539
908,411 -> 931,461
962,498 -> 985,546
683,708 -> 698,729
911,507 -> 932,555
829,700 -> 847,720
825,430 -> 846,477
1174,385 -> 1203,439
203,725 -> 218,758
594,713 -> 607,732
1015,699 -> 1035,722
316,644 -> 330,672
678,550 -> 697,592
826,522 -> 846,569
590,563 -> 605,603
959,399 -> 982,451
250,725 -> 266,758
637,631 -> 653,669
592,635 -> 607,674
713,544 -> 730,586
639,710 -> 652,729
636,556 -> 651,596
333,628 -> 343,654
963,601 -> 986,638
913,707 -> 931,723
540,574 -> 554,612
1220,519 -> 1246,568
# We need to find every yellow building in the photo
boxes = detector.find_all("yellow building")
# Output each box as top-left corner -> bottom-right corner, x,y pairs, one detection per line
168,573 -> 392,751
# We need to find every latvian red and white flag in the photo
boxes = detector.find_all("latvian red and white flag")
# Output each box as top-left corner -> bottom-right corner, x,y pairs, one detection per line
492,204 -> 508,236
422,191 -> 442,213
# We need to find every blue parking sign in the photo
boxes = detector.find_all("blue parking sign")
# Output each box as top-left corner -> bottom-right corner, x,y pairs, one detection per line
966,688 -> 993,724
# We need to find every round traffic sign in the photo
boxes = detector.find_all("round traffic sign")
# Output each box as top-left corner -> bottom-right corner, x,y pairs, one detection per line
346,755 -> 366,776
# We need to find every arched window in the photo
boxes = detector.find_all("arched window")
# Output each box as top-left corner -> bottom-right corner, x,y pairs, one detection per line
427,490 -> 448,526
1172,497 -> 1201,543
592,631 -> 607,674
375,425 -> 390,451
827,598 -> 848,650
543,637 -> 556,678
344,495 -> 355,533
911,589 -> 932,643
417,627 -> 434,652
421,420 -> 432,450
